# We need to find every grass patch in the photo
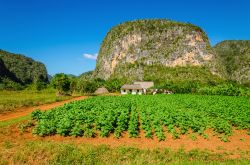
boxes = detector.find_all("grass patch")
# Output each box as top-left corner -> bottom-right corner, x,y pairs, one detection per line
0,115 -> 31,128
0,89 -> 72,114
3,140 -> 13,149
0,141 -> 249,164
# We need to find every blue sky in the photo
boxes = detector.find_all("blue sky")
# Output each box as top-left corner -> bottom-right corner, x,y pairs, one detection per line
0,0 -> 249,76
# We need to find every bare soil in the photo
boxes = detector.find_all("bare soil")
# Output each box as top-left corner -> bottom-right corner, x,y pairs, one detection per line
0,123 -> 249,159
42,130 -> 250,153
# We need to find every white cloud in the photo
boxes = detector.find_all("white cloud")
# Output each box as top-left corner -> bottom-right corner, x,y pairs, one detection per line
83,53 -> 98,60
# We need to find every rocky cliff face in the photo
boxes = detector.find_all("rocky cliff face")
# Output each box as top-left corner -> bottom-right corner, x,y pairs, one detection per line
95,19 -> 219,80
214,40 -> 250,85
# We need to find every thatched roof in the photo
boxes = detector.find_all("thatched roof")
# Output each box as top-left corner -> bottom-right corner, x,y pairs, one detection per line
121,84 -> 143,90
134,81 -> 154,89
95,87 -> 109,94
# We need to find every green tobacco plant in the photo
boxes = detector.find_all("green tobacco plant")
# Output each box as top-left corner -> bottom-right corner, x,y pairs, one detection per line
31,95 -> 250,141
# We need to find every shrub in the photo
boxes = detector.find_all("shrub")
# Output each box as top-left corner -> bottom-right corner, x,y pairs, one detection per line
77,79 -> 105,94
51,74 -> 71,95
104,79 -> 124,92
197,84 -> 250,96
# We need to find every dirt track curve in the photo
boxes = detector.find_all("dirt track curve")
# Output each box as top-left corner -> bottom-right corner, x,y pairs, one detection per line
0,96 -> 88,122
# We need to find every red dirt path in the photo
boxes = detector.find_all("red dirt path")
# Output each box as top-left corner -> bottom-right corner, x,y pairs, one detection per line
0,96 -> 88,122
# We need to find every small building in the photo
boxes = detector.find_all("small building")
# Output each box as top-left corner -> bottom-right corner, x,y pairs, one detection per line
121,81 -> 154,95
95,87 -> 109,95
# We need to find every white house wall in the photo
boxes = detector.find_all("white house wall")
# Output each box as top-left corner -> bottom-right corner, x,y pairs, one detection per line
121,89 -> 143,95
132,90 -> 137,95
121,91 -> 127,95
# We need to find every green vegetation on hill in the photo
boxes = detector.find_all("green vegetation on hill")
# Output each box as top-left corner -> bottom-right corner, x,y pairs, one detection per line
105,19 -> 208,40
214,40 -> 250,86
111,64 -> 249,95
76,68 -> 250,96
112,64 -> 224,85
79,71 -> 94,80
0,58 -> 9,78
0,49 -> 48,89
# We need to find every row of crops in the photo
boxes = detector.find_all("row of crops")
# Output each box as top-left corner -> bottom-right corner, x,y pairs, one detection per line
31,95 -> 250,141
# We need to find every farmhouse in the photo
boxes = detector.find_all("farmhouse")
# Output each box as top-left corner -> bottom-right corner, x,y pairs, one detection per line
121,81 -> 154,95
121,84 -> 143,95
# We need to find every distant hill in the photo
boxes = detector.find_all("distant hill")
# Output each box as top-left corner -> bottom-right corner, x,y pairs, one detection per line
0,49 -> 48,85
214,40 -> 250,85
94,19 -> 225,86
